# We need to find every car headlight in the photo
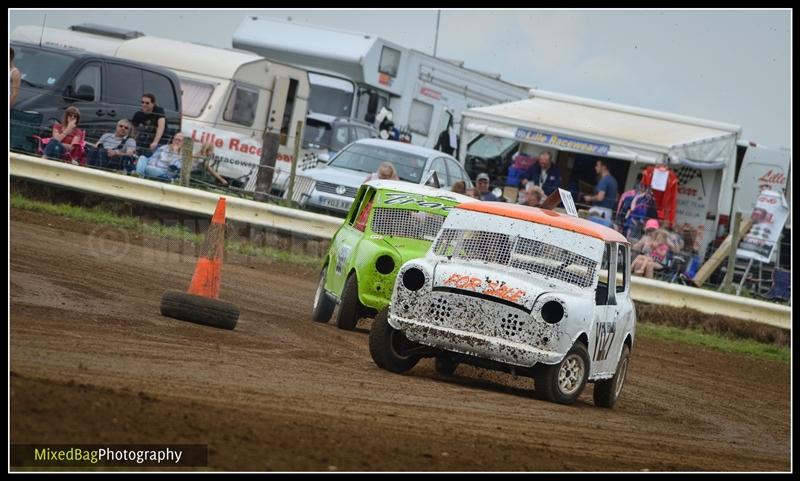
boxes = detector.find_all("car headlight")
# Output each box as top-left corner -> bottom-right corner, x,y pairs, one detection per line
402,267 -> 426,291
539,299 -> 566,324
375,255 -> 395,275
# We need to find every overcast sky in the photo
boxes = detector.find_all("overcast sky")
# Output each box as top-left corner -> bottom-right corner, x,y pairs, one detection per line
9,9 -> 792,149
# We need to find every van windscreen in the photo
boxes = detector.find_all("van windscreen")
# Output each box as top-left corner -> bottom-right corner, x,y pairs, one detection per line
14,46 -> 74,89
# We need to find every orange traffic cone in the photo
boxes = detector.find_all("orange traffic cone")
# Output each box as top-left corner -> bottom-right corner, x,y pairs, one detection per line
160,196 -> 240,330
187,197 -> 226,299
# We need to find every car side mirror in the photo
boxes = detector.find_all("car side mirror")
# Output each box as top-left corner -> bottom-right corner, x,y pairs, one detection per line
422,170 -> 441,189
65,84 -> 94,101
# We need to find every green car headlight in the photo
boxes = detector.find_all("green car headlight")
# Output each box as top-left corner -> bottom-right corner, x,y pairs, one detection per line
375,255 -> 395,275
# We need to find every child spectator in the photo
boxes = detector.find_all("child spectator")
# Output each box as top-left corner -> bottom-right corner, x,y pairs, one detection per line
191,142 -> 228,186
631,219 -> 672,278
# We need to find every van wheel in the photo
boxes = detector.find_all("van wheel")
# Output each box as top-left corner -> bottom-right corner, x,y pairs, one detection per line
336,273 -> 362,330
434,356 -> 458,376
311,265 -> 335,323
369,308 -> 421,373
594,345 -> 630,408
535,342 -> 590,405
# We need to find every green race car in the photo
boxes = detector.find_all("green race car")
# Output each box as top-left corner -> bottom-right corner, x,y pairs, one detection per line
312,180 -> 476,330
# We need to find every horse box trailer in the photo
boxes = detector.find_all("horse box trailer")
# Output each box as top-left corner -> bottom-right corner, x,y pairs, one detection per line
232,16 -> 530,150
12,24 -> 312,194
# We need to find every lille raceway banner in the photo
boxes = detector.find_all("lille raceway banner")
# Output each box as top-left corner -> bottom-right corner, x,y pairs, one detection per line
183,120 -> 295,190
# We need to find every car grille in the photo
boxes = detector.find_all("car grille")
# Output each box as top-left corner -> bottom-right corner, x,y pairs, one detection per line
315,181 -> 358,198
371,208 -> 445,242
432,229 -> 597,288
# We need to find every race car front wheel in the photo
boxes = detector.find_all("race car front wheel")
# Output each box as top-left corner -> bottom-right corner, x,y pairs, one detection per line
535,341 -> 590,405
369,308 -> 421,373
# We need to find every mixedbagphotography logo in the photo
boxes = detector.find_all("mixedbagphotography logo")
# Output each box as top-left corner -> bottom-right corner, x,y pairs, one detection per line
11,444 -> 208,468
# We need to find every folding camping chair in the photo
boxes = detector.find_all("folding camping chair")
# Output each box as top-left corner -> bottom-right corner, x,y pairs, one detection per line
761,268 -> 790,302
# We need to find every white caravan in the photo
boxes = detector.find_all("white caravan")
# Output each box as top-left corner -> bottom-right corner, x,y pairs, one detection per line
232,17 -> 530,149
12,24 -> 311,193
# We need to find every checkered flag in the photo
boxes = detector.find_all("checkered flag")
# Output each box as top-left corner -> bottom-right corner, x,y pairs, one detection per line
676,167 -> 700,185
676,166 -> 705,196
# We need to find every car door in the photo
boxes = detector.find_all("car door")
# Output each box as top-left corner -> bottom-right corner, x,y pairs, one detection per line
142,69 -> 181,142
103,62 -> 146,135
591,243 -> 630,376
328,186 -> 375,297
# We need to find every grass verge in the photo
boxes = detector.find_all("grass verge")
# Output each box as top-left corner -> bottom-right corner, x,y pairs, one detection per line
10,192 -> 323,268
637,322 -> 789,363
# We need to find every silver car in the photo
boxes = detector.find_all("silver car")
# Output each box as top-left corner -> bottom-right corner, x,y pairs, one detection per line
301,139 -> 474,215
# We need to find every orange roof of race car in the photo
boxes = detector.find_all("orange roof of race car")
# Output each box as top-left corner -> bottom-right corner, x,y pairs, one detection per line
456,202 -> 629,243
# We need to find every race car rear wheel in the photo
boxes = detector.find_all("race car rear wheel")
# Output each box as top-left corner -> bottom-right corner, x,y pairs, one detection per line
336,273 -> 363,330
535,341 -> 590,405
369,308 -> 421,373
593,344 -> 630,408
311,265 -> 335,323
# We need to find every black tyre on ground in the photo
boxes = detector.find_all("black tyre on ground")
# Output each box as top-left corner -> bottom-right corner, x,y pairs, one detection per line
593,344 -> 631,408
160,290 -> 239,330
311,265 -> 335,323
434,355 -> 458,376
369,308 -> 421,373
336,273 -> 363,330
534,342 -> 590,405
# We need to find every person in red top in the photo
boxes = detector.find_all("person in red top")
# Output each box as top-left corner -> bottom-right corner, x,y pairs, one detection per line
641,164 -> 678,228
42,106 -> 86,164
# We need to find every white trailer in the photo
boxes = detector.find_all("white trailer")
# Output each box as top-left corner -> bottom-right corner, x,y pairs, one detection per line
232,17 -> 530,149
12,24 -> 312,194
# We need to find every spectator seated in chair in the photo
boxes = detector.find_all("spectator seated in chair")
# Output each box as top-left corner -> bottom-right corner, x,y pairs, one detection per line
133,132 -> 184,182
631,219 -> 673,279
761,268 -> 790,302
86,119 -> 137,173
190,142 -> 228,186
40,106 -> 86,165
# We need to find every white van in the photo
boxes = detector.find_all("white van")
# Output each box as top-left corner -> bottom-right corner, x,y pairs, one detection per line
12,24 -> 311,194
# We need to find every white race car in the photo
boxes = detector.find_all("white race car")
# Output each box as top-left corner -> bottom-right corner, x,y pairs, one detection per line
369,201 -> 635,407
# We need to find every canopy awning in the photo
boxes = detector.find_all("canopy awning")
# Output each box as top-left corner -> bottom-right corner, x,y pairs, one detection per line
462,89 -> 742,168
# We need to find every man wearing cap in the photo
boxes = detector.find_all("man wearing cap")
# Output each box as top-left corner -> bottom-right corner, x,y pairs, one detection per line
475,173 -> 499,201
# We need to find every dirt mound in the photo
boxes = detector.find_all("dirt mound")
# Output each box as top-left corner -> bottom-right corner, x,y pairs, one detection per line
636,303 -> 789,346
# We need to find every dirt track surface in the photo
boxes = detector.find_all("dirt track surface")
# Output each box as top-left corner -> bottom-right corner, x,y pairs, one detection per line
10,211 -> 791,471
